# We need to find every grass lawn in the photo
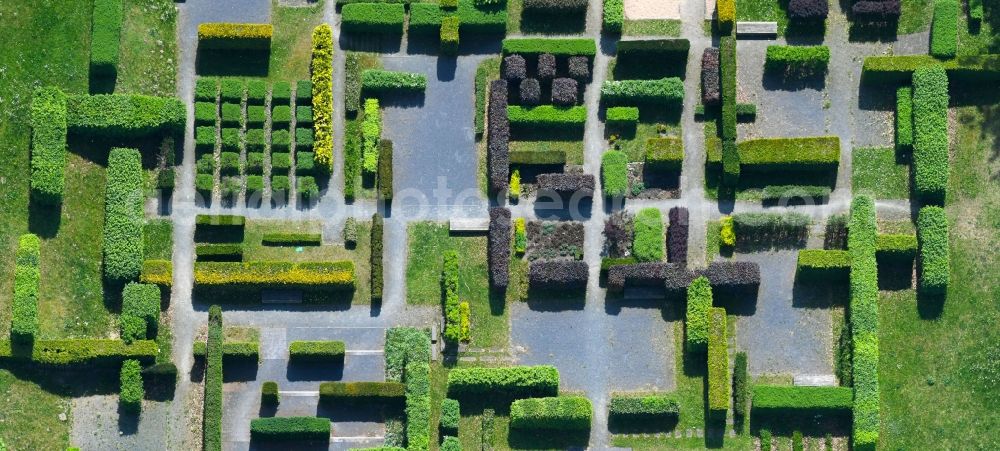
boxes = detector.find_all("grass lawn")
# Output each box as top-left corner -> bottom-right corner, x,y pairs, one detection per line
898,0 -> 933,34
852,147 -> 910,199
623,19 -> 682,37
735,0 -> 789,35
0,370 -> 72,449
878,105 -> 1000,449
406,223 -> 508,349
611,121 -> 682,162
116,0 -> 177,96
144,219 -> 174,260
268,0 -> 326,83
0,0 -> 91,338
242,219 -> 373,304
509,140 -> 584,165
706,220 -> 722,265
37,153 -> 111,339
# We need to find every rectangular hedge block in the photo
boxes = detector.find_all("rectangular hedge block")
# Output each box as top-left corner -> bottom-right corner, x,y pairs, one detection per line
707,307 -> 729,415
447,365 -> 559,398
501,38 -> 597,57
197,23 -> 273,50
645,137 -> 683,171
796,249 -> 850,280
752,385 -> 853,413
510,396 -> 593,430
341,3 -> 405,34
912,66 -> 949,204
601,78 -> 684,105
896,86 -> 913,149
319,381 -> 406,403
249,416 -> 331,442
507,105 -> 586,128
103,148 -> 145,282
930,0 -> 959,58
289,340 -> 346,362
917,206 -> 949,295
686,276 -> 712,353
30,87 -> 68,206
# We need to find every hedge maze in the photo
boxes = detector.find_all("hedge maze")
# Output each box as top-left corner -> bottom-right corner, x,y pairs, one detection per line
5,0 -> 995,449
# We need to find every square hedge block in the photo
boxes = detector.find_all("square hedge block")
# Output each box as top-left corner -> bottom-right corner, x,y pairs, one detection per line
296,105 -> 313,125
296,80 -> 312,101
246,129 -> 266,152
296,152 -> 315,175
196,126 -> 216,153
196,153 -> 215,175
271,152 -> 292,173
272,105 -> 292,129
247,105 -> 266,127
195,102 -> 217,125
221,103 -> 242,127
220,176 -> 241,200
220,152 -> 241,176
220,79 -> 244,102
195,78 -> 218,102
295,128 -> 314,147
247,80 -> 267,105
272,129 -> 291,152
247,152 -> 265,175
272,81 -> 292,103
246,175 -> 265,192
195,173 -> 214,196
271,175 -> 291,194
221,128 -> 240,152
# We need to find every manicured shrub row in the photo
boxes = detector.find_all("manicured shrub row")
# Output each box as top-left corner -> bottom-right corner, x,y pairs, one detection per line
876,234 -> 917,258
487,80 -> 510,194
507,105 -> 587,128
606,106 -> 639,126
607,263 -> 690,293
645,138 -> 683,171
192,341 -> 261,360
405,361 -> 432,450
720,37 -> 738,184
733,352 -> 749,419
67,94 -> 185,137
372,213 -> 384,301
515,217 -> 527,255
751,385 -> 853,414
30,87 -> 68,205
912,66 -> 949,204
718,0 -> 735,30
119,359 -> 143,413
221,79 -> 244,102
847,196 -> 878,450
442,251 -> 463,342
197,23 -> 272,50
140,260 -> 173,286
378,139 -> 393,200
510,396 -> 593,430
917,206 -> 949,295
319,381 -> 405,402
698,261 -> 761,289
249,417 -> 331,442
363,98 -> 382,174
707,307 -> 728,415
896,86 -> 913,149
601,78 -> 684,105
861,54 -> 1000,83
608,394 -> 679,423
195,78 -> 218,101
204,305 -> 223,451
312,24 -> 334,173
122,283 -> 160,338
701,48 -> 720,106
409,3 -> 443,34
489,208 -> 512,289
11,234 -> 40,343
734,137 -> 840,171
764,45 -> 830,77
536,173 -> 595,197
788,0 -> 829,19
362,70 -> 428,92
104,148 -> 145,282
196,244 -> 244,262
668,207 -> 689,265
447,365 -> 559,398
262,381 -> 279,405
930,0 -> 959,58
502,38 -> 597,57
262,233 -> 322,246
289,340 -> 346,362
686,276 -> 712,353
633,208 -> 665,262
195,214 -> 245,243
602,151 -> 629,197
851,0 -> 901,20
603,0 -> 624,33
732,212 -> 811,246
0,339 -> 157,365
385,327 -> 431,382
120,315 -> 146,344
91,0 -> 123,76
441,16 -> 460,55
797,249 -> 850,280
193,261 -> 355,292
551,78 -> 579,106
455,0 -> 508,33
441,398 -> 460,433
524,0 -> 589,12
342,3 -> 406,34
528,261 -> 588,290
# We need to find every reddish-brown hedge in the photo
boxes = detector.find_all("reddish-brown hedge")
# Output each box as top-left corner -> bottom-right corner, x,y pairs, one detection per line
529,260 -> 588,289
551,78 -> 579,106
536,173 -> 595,198
668,207 -> 689,265
697,261 -> 760,289
489,208 -> 512,289
488,80 -> 510,194
503,54 -> 527,81
701,48 -> 720,106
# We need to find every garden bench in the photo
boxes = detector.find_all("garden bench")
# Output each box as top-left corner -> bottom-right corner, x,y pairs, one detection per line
736,21 -> 778,38
793,374 -> 837,386
449,218 -> 489,233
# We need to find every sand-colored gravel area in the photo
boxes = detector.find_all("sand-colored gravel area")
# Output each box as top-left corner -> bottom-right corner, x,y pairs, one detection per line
624,0 -> 682,20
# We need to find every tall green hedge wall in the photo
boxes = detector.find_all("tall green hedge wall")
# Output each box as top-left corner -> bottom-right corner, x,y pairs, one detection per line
30,87 -> 68,205
103,148 -> 145,282
11,234 -> 40,343
91,0 -> 124,76
912,66 -> 950,204
848,196 -> 879,450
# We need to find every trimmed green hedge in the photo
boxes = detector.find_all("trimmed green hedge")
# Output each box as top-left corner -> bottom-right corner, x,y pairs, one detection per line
378,139 -> 393,200
341,3 -> 405,34
67,94 -> 185,138
633,208 -> 665,262
686,276 -> 712,353
319,382 -> 406,402
443,251 -> 463,342
606,106 -> 639,126
848,196 -> 878,450
0,339 -> 157,365
104,148 -> 145,282
447,365 -> 560,398
406,361 -> 431,450
608,394 -> 679,423
752,385 -> 853,414
509,150 -> 567,165
601,78 -> 684,105
122,283 -> 160,338
140,260 -> 173,286
195,214 -> 245,243
876,234 -> 917,258
510,396 -> 593,430
603,0 -> 624,32
119,359 -> 143,413
441,398 -> 460,432
601,151 -> 628,197
197,23 -> 272,50
362,70 -> 427,92
371,213 -> 384,301
912,66 -> 949,204
645,138 -> 683,171
91,0 -> 123,76
11,234 -> 40,343
193,261 -> 356,294
896,86 -> 913,149
720,36 -> 737,141
441,16 -> 460,55
363,98 -> 382,173
917,206 -> 949,295
249,416 -> 331,442
196,244 -> 244,262
797,249 -> 850,279
457,0 -> 507,33
710,137 -> 840,172
764,45 -> 830,76
501,38 -> 597,57
262,381 -> 279,405
262,233 -> 322,246
862,54 -> 1000,83
204,305 -> 223,451
289,340 -> 346,362
707,307 -> 728,415
409,3 -> 443,34
930,0 -> 959,58
733,352 -> 749,419
30,87 -> 68,205
195,78 -> 218,101
508,106 -> 587,128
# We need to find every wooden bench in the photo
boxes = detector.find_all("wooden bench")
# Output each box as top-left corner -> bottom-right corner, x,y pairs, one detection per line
793,374 -> 837,386
449,218 -> 489,233
736,21 -> 778,37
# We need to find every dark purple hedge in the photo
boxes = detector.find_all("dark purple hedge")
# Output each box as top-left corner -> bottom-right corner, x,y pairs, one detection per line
568,56 -> 590,80
537,53 -> 557,80
536,173 -> 595,198
607,262 -> 692,293
551,78 -> 579,106
487,80 -> 510,194
519,78 -> 541,106
667,207 -> 689,265
851,0 -> 901,19
697,261 -> 761,289
503,54 -> 527,81
529,260 -> 589,289
788,0 -> 829,20
488,207 -> 512,289
701,48 -> 720,106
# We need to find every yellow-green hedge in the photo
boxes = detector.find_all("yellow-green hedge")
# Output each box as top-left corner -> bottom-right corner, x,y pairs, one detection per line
198,23 -> 273,50
311,24 -> 334,173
